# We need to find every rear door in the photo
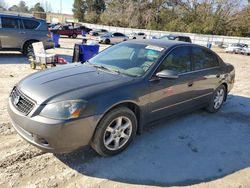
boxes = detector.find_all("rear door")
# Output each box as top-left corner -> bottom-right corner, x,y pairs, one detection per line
0,16 -> 22,49
190,46 -> 221,104
19,19 -> 41,46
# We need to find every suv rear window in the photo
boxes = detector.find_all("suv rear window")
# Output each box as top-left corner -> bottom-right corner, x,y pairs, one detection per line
22,19 -> 40,30
1,17 -> 19,29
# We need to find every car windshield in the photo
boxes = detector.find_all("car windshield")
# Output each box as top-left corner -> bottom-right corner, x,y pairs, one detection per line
88,43 -> 165,77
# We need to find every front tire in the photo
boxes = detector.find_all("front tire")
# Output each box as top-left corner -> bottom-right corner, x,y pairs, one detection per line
72,34 -> 77,38
91,107 -> 137,156
207,85 -> 226,113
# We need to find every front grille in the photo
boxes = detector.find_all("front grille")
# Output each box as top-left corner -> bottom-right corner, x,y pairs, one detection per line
10,87 -> 35,115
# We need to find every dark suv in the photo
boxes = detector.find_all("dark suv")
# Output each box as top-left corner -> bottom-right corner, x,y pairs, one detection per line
159,35 -> 192,43
0,13 -> 54,56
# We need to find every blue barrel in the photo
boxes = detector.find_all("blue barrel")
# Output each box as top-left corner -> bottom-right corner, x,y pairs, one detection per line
79,44 -> 100,62
51,32 -> 60,48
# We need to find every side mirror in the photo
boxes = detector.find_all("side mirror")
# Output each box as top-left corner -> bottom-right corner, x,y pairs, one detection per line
156,69 -> 179,79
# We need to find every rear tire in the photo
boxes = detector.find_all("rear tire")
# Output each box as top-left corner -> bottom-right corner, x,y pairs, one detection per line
23,41 -> 36,57
206,85 -> 226,113
72,34 -> 77,38
91,107 -> 137,156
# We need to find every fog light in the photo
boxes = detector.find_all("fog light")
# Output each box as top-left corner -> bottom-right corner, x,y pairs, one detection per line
34,135 -> 49,146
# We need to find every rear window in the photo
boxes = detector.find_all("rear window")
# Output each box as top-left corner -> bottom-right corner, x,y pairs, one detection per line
1,17 -> 19,29
22,19 -> 40,30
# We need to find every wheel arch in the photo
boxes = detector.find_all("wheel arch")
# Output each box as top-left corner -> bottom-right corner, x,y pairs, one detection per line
221,82 -> 228,101
22,39 -> 39,51
97,101 -> 142,134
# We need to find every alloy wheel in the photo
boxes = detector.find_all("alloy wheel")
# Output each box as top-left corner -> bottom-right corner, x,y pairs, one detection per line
214,88 -> 224,109
103,116 -> 132,151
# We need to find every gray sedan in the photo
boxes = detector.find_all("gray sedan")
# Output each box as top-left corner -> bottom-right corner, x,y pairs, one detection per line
98,32 -> 129,44
8,40 -> 235,156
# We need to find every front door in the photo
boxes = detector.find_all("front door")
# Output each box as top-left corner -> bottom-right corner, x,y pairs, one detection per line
149,46 -> 196,121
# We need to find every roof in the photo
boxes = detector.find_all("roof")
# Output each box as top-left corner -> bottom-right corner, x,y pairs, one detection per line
0,12 -> 45,21
125,39 -> 193,48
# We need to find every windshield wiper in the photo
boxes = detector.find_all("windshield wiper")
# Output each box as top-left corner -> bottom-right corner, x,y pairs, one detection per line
93,64 -> 120,74
84,61 -> 121,75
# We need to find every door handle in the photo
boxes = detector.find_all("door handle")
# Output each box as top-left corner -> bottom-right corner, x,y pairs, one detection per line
188,82 -> 193,87
19,32 -> 26,34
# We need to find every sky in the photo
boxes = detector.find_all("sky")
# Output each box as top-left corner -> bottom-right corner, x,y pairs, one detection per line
5,0 -> 74,14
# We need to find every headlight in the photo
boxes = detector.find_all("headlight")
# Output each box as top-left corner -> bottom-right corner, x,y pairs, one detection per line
40,100 -> 87,120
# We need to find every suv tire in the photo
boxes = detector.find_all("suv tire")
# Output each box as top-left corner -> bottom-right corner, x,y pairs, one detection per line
23,41 -> 36,57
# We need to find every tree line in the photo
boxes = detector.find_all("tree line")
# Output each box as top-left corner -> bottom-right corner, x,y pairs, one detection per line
0,0 -> 52,13
73,0 -> 250,37
0,0 -> 249,37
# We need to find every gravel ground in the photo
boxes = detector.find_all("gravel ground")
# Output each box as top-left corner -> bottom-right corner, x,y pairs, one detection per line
0,38 -> 250,188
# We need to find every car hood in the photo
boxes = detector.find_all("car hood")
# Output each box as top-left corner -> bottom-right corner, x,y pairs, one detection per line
18,63 -> 131,104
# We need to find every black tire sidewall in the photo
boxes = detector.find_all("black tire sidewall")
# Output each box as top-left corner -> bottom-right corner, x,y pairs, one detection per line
23,41 -> 35,57
91,107 -> 137,156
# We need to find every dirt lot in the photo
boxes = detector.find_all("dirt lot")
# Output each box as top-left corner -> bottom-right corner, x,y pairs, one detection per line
0,38 -> 250,188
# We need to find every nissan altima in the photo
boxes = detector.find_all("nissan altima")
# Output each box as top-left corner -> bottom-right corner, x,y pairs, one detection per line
8,40 -> 235,156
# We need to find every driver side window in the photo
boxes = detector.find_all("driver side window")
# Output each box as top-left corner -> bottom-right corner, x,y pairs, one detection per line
158,46 -> 191,74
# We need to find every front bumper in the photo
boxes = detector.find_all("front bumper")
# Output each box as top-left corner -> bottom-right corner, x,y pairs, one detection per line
8,98 -> 102,153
